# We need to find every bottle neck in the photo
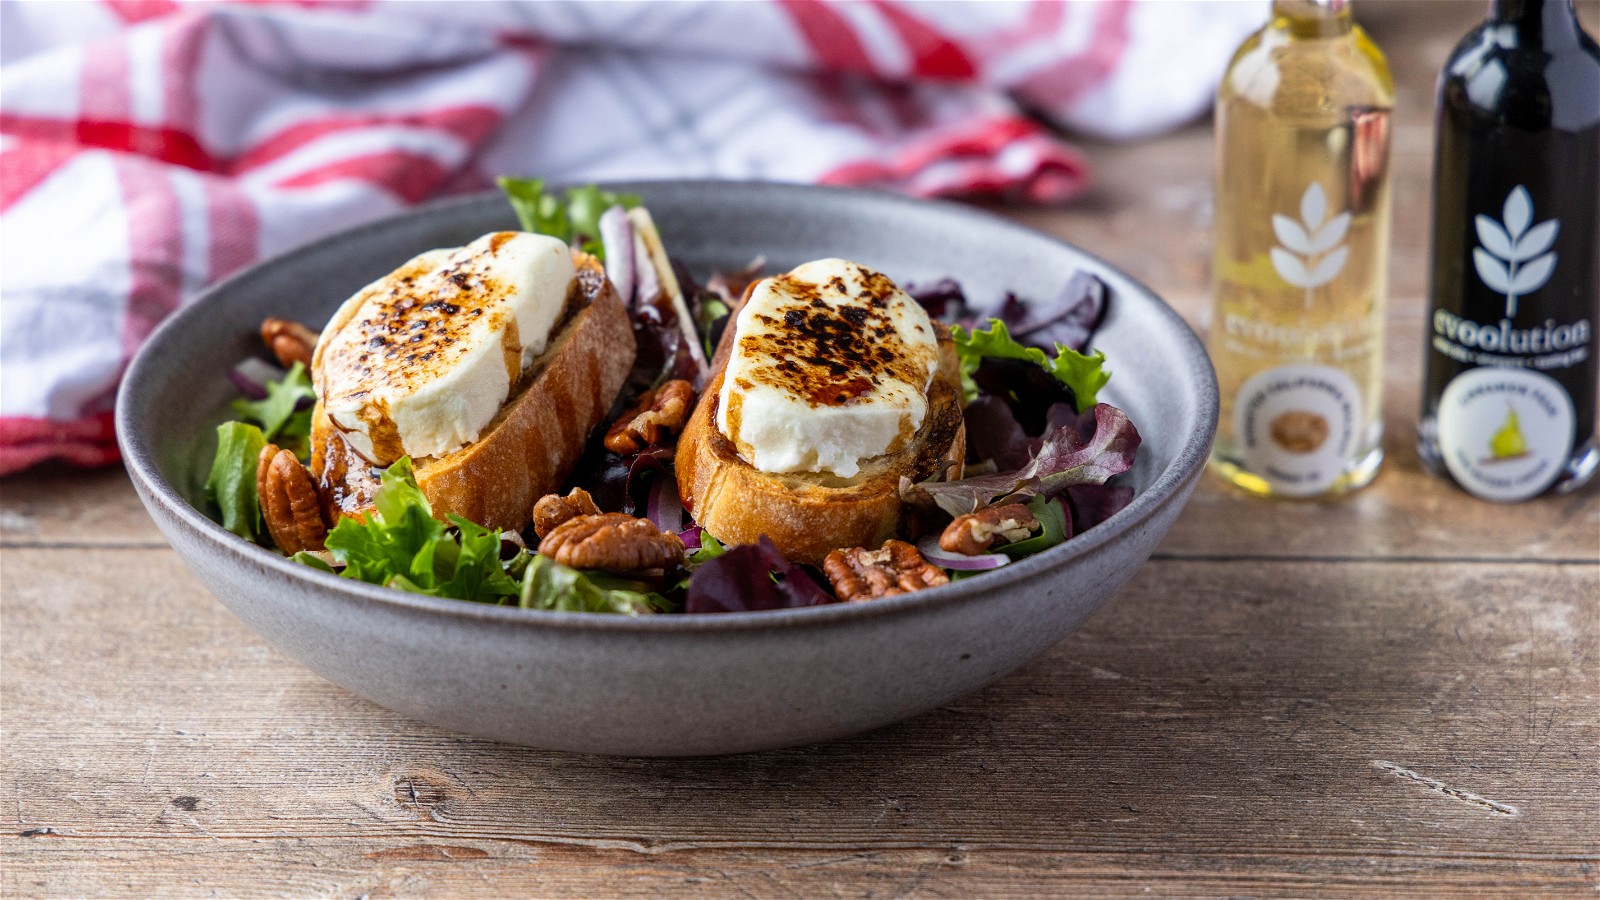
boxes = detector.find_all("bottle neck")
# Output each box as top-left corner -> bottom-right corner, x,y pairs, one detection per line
1271,0 -> 1353,38
1489,0 -> 1581,45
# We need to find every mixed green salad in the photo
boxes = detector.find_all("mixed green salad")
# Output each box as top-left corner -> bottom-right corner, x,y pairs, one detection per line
204,180 -> 1140,614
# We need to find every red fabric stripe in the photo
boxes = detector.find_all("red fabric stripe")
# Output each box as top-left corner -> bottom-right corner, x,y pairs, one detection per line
160,13 -> 208,137
0,141 -> 80,212
204,176 -> 260,283
1018,0 -> 1135,106
79,30 -> 132,123
0,413 -> 118,445
1,106 -> 496,177
0,114 -> 217,169
103,0 -> 179,24
818,116 -> 1087,202
234,0 -> 374,9
868,1 -> 977,80
0,413 -> 121,475
78,119 -> 214,168
0,437 -> 122,475
272,150 -> 451,204
232,105 -> 501,174
971,0 -> 1065,58
774,0 -> 873,73
114,157 -> 185,355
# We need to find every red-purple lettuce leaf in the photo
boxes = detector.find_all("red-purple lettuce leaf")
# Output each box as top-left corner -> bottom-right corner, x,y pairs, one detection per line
563,445 -> 674,517
903,403 -> 1140,518
971,357 -> 1079,436
962,394 -> 1032,470
906,277 -> 971,322
1065,484 -> 1135,535
996,271 -> 1108,353
685,536 -> 833,613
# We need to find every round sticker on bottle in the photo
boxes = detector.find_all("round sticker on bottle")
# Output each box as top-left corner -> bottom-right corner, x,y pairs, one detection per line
1233,364 -> 1362,497
1437,368 -> 1574,503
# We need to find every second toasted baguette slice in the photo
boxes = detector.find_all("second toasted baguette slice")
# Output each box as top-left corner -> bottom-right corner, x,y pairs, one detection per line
311,252 -> 636,531
675,330 -> 965,565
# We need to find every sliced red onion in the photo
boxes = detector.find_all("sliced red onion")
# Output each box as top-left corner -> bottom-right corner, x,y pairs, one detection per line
599,205 -> 636,306
633,230 -> 661,311
628,207 -> 707,375
679,525 -> 703,551
917,537 -> 1011,571
230,357 -> 285,400
646,475 -> 685,534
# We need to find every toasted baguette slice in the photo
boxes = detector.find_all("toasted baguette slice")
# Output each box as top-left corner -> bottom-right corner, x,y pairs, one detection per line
310,251 -> 636,531
675,328 -> 965,565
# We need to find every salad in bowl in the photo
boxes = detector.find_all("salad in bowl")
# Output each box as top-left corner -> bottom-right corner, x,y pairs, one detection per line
204,180 -> 1141,615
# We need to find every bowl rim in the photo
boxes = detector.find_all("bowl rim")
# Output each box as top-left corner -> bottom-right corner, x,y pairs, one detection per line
117,179 -> 1217,634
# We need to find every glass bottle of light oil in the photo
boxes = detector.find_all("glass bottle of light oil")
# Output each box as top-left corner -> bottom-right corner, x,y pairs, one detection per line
1206,0 -> 1395,498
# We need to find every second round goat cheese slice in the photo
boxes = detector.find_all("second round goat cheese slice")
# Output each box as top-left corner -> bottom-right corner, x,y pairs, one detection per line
716,258 -> 939,479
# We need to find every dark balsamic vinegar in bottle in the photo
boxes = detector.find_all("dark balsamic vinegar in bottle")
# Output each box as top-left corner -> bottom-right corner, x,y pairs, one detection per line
1419,0 -> 1600,502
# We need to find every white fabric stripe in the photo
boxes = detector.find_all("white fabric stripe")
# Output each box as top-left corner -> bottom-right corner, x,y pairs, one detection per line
249,180 -> 405,258
0,152 -> 131,419
832,2 -> 912,79
124,21 -> 166,127
0,41 -> 83,119
981,8 -> 1087,86
164,166 -> 212,300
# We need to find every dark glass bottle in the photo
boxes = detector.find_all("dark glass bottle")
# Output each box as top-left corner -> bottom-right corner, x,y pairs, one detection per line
1419,0 -> 1600,502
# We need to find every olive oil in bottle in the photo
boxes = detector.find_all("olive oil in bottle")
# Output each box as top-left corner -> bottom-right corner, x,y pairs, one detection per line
1418,0 -> 1600,502
1206,0 -> 1394,498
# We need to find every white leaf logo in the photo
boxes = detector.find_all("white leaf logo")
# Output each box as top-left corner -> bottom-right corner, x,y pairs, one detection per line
1473,185 -> 1558,318
1271,183 -> 1350,304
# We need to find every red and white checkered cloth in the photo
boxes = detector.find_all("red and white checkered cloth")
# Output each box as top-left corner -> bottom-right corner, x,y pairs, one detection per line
0,0 -> 1261,475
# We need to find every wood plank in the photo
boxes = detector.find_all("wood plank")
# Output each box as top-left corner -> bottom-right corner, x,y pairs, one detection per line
0,465 -> 164,548
5,548 -> 1594,896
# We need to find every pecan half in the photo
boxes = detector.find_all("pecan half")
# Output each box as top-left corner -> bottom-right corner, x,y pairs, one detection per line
603,379 -> 694,454
538,513 -> 685,572
823,540 -> 949,602
939,503 -> 1039,556
257,444 -> 327,553
532,487 -> 602,539
260,318 -> 320,370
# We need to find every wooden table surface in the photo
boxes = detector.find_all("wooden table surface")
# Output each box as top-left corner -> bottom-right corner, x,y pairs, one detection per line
4,3 -> 1597,897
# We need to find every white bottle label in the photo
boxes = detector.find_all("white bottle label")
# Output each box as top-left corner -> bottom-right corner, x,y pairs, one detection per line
1233,364 -> 1363,496
1437,367 -> 1574,502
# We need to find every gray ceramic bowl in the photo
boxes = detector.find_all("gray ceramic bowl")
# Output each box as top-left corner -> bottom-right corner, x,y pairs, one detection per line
118,181 -> 1217,756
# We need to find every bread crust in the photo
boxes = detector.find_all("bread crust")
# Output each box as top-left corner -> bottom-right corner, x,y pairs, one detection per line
676,328 -> 964,565
310,251 -> 636,531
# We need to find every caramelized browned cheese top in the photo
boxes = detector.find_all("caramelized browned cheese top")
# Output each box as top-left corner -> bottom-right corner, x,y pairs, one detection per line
313,231 -> 577,464
734,267 -> 932,407
717,258 -> 938,478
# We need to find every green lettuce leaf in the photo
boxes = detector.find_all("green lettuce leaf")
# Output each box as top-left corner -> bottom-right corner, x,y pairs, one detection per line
688,531 -> 727,566
318,458 -> 521,604
516,554 -> 665,615
204,421 -> 267,541
499,177 -> 568,241
496,177 -> 640,262
998,495 -> 1068,560
231,361 -> 315,455
952,319 -> 1110,412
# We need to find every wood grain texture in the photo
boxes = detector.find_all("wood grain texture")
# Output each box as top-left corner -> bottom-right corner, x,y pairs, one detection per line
3,550 -> 1595,897
3,2 -> 1598,896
